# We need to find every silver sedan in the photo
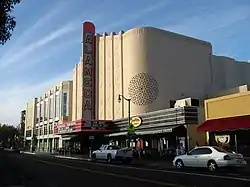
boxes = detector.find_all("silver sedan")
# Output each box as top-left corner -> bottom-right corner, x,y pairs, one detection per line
173,146 -> 247,172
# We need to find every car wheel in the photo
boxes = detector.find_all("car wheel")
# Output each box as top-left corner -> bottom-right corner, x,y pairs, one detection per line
91,153 -> 96,161
107,154 -> 112,164
175,159 -> 184,169
207,160 -> 217,172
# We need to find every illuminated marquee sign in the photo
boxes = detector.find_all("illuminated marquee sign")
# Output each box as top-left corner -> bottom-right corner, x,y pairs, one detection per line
55,121 -> 81,134
82,22 -> 96,120
84,120 -> 109,130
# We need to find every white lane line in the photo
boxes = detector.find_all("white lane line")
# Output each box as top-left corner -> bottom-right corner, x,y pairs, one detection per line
69,160 -> 250,182
38,160 -> 191,187
54,155 -> 88,160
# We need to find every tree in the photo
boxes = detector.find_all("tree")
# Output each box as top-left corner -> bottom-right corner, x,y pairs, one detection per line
0,0 -> 21,45
0,124 -> 19,148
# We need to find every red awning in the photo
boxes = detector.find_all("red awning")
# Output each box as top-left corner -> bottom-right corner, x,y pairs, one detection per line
197,115 -> 250,132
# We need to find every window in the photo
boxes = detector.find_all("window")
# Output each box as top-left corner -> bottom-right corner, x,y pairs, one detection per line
44,100 -> 48,120
213,146 -> 230,153
44,125 -> 48,135
40,102 -> 44,121
49,97 -> 53,119
49,124 -> 53,134
107,145 -> 120,150
62,92 -> 68,116
26,130 -> 32,137
36,104 -> 40,123
39,127 -> 43,136
55,94 -> 60,118
189,148 -> 212,155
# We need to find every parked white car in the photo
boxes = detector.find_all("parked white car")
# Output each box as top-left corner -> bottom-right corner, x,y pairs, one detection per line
91,145 -> 133,164
173,146 -> 247,171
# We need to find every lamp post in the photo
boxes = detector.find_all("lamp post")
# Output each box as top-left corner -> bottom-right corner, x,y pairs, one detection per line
118,94 -> 131,133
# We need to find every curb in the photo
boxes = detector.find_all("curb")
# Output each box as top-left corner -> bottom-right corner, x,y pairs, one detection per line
21,151 -> 90,161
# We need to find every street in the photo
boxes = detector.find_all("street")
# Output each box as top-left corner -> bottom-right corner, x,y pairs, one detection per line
1,151 -> 250,187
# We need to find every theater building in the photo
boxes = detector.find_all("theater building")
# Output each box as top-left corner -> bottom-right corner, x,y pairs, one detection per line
48,22 -> 250,154
198,85 -> 250,156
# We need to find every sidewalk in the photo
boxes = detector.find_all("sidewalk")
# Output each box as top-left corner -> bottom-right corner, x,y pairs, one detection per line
21,151 -> 173,167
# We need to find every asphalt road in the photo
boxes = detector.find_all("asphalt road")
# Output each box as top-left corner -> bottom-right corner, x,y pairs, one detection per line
1,151 -> 250,187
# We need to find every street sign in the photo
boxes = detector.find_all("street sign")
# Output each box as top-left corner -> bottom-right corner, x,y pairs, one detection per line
127,123 -> 135,133
130,116 -> 142,128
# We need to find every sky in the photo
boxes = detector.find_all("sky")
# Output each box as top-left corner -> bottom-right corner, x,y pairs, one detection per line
0,0 -> 250,125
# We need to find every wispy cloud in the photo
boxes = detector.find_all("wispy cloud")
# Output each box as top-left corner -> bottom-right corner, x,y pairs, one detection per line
0,70 -> 72,125
0,22 -> 77,68
1,1 -> 68,59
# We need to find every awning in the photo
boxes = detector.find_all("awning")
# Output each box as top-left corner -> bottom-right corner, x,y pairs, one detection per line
106,125 -> 181,137
197,115 -> 250,132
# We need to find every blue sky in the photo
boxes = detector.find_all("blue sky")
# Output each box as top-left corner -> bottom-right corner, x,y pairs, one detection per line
0,0 -> 250,125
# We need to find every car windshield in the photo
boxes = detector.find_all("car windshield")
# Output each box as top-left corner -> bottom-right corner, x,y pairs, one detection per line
213,146 -> 230,153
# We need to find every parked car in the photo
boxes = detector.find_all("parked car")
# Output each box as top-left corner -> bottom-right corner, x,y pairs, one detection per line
92,145 -> 133,164
173,146 -> 247,172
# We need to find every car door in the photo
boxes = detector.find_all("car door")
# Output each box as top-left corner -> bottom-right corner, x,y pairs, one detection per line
184,148 -> 203,167
196,148 -> 213,167
96,145 -> 106,159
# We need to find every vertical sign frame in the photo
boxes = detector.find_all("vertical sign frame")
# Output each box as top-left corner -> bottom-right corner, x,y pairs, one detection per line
82,22 -> 96,120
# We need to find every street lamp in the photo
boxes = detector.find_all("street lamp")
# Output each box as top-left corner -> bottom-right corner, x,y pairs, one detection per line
118,94 -> 131,133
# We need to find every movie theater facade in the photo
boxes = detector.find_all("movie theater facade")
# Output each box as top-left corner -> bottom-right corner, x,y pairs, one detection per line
53,22 -> 250,153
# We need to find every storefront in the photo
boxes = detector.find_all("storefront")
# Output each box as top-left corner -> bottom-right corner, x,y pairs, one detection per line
197,87 -> 250,156
54,120 -> 113,154
106,106 -> 202,159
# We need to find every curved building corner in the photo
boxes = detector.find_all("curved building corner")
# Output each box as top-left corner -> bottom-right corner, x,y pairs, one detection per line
96,26 -> 213,120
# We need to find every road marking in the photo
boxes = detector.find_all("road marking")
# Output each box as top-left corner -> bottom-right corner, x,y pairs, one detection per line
38,160 -> 192,187
24,154 -> 250,182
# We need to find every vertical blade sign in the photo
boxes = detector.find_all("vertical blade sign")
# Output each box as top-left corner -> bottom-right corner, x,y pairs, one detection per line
82,22 -> 96,120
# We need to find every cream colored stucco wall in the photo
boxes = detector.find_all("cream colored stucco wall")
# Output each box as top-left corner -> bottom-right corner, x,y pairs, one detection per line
96,27 -> 212,120
72,61 -> 84,121
210,56 -> 250,94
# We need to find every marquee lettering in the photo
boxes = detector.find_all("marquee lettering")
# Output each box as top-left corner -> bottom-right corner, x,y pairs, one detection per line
84,89 -> 92,98
82,23 -> 95,120
84,78 -> 92,87
84,55 -> 92,65
85,33 -> 93,44
84,100 -> 91,110
84,67 -> 92,76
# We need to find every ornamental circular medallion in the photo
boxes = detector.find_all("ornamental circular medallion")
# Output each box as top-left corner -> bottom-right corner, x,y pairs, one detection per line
128,73 -> 159,106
